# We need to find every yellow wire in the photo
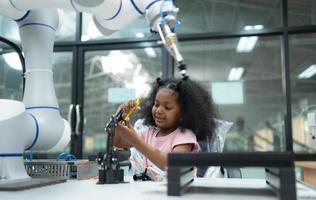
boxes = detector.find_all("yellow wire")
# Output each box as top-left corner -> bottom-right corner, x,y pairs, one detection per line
123,98 -> 142,122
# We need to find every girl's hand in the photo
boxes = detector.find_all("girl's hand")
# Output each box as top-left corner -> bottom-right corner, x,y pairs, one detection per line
115,121 -> 139,145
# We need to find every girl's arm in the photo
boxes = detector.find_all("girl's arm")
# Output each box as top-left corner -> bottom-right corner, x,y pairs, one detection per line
116,122 -> 193,170
135,139 -> 193,170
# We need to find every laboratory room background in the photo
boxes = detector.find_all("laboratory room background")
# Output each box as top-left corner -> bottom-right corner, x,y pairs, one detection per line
0,0 -> 316,200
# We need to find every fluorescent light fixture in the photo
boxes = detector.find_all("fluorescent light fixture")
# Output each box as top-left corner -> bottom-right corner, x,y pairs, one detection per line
236,25 -> 263,53
237,36 -> 258,53
228,67 -> 244,81
254,25 -> 264,30
3,52 -> 22,71
244,25 -> 253,31
144,47 -> 157,58
135,32 -> 145,38
244,25 -> 264,31
298,64 -> 316,79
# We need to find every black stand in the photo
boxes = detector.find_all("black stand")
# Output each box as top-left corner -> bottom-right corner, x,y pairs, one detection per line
97,109 -> 126,184
167,152 -> 297,200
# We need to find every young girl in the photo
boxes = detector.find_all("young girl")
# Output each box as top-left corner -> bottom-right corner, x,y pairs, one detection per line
114,77 -> 217,174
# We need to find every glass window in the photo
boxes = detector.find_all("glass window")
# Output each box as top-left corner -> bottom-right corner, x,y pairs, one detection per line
175,0 -> 282,34
0,10 -> 76,43
290,33 -> 316,154
175,36 -> 285,152
81,13 -> 153,41
0,52 -> 23,100
83,48 -> 162,156
288,0 -> 316,27
52,52 -> 73,119
55,10 -> 76,41
0,16 -> 20,43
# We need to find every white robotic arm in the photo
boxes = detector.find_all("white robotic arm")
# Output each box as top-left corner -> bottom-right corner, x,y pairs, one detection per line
0,0 -> 185,67
0,0 -> 184,182
0,9 -> 70,182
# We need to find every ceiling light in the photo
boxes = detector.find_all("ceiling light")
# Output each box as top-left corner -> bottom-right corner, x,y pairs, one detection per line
244,26 -> 253,31
254,25 -> 264,30
144,47 -> 156,58
228,67 -> 244,81
237,36 -> 258,53
135,32 -> 145,38
236,25 -> 263,53
298,64 -> 316,79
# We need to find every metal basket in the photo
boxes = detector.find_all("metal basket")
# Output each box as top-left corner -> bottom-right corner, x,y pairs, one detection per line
24,159 -> 98,179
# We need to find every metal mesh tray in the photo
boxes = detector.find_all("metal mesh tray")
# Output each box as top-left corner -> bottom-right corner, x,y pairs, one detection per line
24,159 -> 98,179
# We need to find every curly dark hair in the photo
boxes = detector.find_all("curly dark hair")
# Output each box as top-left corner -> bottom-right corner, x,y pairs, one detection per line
140,78 -> 218,141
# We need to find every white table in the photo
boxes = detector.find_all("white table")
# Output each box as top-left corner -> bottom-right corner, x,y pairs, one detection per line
0,177 -> 315,200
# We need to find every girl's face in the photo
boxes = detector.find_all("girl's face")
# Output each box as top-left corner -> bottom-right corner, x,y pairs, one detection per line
152,88 -> 181,134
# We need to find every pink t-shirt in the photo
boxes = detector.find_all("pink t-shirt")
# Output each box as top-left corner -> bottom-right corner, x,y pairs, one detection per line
139,127 -> 200,167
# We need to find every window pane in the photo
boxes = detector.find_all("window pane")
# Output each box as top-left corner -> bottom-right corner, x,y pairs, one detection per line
290,33 -> 316,154
55,10 -> 76,41
176,0 -> 282,34
0,53 -> 23,100
0,10 -> 76,43
83,48 -> 162,156
288,0 -> 316,27
175,36 -> 285,152
53,52 -> 73,119
0,16 -> 20,43
81,13 -> 153,41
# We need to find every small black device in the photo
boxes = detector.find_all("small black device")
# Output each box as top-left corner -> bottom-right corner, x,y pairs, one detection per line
133,168 -> 151,181
97,108 -> 125,184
